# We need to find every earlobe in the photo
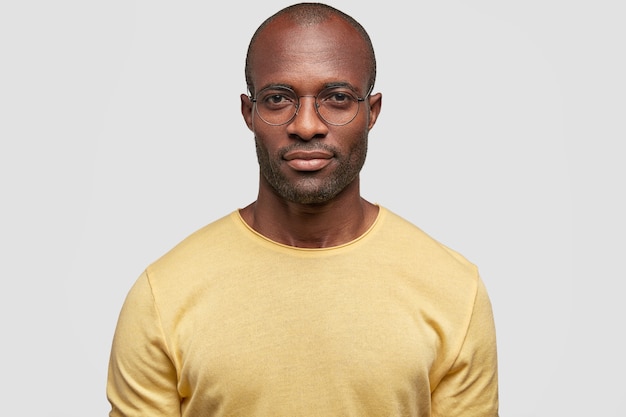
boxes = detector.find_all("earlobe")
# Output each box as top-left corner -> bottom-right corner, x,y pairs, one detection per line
240,94 -> 254,131
367,93 -> 382,130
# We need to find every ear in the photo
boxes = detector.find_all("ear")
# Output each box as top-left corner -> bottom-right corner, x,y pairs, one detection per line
366,93 -> 382,130
240,93 -> 254,131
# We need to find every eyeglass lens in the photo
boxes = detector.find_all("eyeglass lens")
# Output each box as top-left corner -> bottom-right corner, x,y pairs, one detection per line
254,87 -> 363,126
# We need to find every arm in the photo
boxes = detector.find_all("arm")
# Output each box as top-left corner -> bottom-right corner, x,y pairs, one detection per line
431,277 -> 499,417
107,272 -> 181,417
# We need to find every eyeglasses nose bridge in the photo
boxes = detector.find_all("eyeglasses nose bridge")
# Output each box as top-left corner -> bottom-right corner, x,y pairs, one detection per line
293,95 -> 321,119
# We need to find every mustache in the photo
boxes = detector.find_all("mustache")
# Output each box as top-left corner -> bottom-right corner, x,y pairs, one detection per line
277,143 -> 338,158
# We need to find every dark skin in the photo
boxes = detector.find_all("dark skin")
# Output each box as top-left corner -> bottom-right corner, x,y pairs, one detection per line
239,15 -> 382,248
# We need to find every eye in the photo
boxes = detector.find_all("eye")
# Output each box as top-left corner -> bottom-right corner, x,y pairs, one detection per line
320,89 -> 357,107
259,89 -> 296,109
266,94 -> 288,104
328,92 -> 350,102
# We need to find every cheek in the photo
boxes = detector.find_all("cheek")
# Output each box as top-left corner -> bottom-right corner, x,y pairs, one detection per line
253,126 -> 286,154
254,134 -> 279,165
253,135 -> 268,156
341,127 -> 368,153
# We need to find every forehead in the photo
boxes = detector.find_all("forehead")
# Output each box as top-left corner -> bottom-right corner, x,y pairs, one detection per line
248,16 -> 371,93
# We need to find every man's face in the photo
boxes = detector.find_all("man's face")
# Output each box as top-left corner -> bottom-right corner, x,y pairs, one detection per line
241,16 -> 382,205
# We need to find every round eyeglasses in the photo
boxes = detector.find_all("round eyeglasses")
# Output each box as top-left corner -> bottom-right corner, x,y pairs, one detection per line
250,85 -> 373,126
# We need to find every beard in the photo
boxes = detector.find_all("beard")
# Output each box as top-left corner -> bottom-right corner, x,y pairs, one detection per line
255,134 -> 368,205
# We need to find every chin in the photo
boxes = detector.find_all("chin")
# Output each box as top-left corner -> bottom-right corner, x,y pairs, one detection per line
278,181 -> 347,205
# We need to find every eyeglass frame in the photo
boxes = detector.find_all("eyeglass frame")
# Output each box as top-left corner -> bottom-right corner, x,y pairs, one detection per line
248,84 -> 374,126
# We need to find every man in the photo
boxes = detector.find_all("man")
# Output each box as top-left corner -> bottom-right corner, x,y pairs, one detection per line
107,3 -> 499,416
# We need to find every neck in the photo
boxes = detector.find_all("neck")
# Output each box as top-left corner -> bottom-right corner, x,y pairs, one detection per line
239,180 -> 379,248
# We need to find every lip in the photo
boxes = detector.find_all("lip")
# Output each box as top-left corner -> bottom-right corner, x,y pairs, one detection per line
283,150 -> 333,160
283,150 -> 333,172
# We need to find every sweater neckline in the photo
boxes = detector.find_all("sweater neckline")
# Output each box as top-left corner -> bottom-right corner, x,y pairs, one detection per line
232,205 -> 386,253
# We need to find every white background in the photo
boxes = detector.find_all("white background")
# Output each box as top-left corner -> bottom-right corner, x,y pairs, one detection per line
1,1 -> 624,415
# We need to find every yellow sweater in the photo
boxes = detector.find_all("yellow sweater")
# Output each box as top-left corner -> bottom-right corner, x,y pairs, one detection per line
107,207 -> 498,416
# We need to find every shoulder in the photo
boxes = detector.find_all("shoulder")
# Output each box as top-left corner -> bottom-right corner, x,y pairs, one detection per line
144,211 -> 242,285
371,208 -> 482,319
376,207 -> 478,277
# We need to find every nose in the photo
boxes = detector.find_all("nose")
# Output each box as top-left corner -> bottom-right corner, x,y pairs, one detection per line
286,96 -> 328,140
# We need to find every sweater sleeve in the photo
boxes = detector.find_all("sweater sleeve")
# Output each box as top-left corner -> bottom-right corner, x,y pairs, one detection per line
107,272 -> 181,417
431,277 -> 499,417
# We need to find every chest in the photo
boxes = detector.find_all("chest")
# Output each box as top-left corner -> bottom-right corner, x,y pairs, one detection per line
171,271 -> 441,407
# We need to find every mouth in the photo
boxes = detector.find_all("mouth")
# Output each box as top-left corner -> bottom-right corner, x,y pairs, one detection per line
283,150 -> 334,172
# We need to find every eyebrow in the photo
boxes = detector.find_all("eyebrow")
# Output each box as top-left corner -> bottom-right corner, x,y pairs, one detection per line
258,83 -> 294,91
257,81 -> 360,94
323,81 -> 358,91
